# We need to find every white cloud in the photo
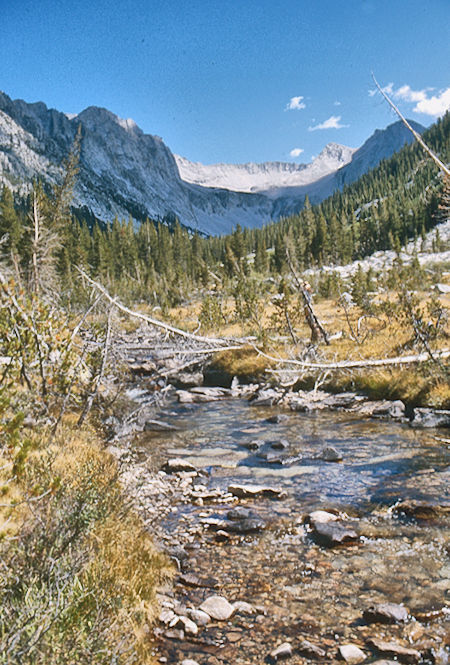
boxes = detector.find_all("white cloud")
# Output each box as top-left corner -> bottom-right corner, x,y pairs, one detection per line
286,96 -> 306,111
333,100 -> 341,106
308,115 -> 348,131
289,148 -> 304,158
395,85 -> 428,103
413,88 -> 450,117
370,81 -> 450,117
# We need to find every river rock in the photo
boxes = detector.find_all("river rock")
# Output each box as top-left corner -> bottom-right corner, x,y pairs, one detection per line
171,371 -> 204,388
270,642 -> 293,660
320,446 -> 343,462
307,510 -> 339,526
186,608 -> 210,626
233,600 -> 255,615
181,660 -> 201,665
323,392 -> 363,409
367,639 -> 420,664
164,628 -> 184,640
162,458 -> 197,474
242,439 -> 264,450
215,529 -> 230,542
298,639 -> 326,658
363,603 -> 409,624
178,573 -> 219,589
159,608 -> 177,625
227,507 -> 253,520
175,615 -> 198,636
250,389 -> 281,407
199,595 -> 235,621
228,483 -> 286,499
271,439 -> 290,450
266,414 -> 288,424
224,517 -> 266,534
176,387 -> 231,403
258,451 -> 286,464
191,386 -> 231,398
392,500 -> 450,520
339,644 -> 366,664
312,521 -> 359,547
144,419 -> 179,432
410,408 -> 450,428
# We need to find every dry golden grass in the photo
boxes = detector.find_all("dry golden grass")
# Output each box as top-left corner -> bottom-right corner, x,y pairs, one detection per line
1,415 -> 173,664
168,289 -> 449,407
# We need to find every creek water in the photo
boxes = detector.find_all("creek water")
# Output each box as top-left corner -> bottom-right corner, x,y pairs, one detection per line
136,397 -> 450,664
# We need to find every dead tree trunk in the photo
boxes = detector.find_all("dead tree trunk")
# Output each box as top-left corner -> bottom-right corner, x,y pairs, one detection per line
285,249 -> 330,345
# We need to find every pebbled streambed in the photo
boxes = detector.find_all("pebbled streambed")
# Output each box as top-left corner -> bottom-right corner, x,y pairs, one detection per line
123,394 -> 449,664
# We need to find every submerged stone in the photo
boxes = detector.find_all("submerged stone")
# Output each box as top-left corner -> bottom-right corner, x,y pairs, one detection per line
410,408 -> 450,428
144,419 -> 179,432
270,642 -> 293,660
363,603 -> 409,624
320,446 -> 343,462
298,639 -> 326,658
312,521 -> 359,547
223,517 -> 266,534
367,639 -> 420,664
228,483 -> 286,499
339,644 -> 366,664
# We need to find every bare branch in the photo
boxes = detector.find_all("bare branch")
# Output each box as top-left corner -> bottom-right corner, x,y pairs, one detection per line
371,73 -> 450,178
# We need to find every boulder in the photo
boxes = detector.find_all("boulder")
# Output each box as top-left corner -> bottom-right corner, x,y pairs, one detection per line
242,439 -> 264,450
227,507 -> 253,520
178,573 -> 219,589
199,595 -> 235,621
363,603 -> 409,624
175,615 -> 198,635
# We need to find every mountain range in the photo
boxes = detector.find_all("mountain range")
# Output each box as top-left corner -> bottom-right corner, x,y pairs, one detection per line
0,90 -> 425,235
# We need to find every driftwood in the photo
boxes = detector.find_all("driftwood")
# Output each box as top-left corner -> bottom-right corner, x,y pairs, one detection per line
265,348 -> 450,371
76,266 -> 241,349
75,267 -> 449,377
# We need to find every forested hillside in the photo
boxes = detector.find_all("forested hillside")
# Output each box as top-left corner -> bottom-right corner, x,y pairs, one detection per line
0,113 -> 448,310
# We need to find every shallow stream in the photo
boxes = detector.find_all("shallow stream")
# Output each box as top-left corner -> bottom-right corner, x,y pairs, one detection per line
134,397 -> 450,664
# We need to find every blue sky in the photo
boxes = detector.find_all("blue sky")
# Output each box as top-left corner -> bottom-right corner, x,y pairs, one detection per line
1,0 -> 449,164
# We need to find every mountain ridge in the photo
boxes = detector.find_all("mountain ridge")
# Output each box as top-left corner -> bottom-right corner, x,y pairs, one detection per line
0,90 -> 425,235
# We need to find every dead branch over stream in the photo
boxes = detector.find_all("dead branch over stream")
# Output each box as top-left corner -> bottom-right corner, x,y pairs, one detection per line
76,267 -> 449,375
